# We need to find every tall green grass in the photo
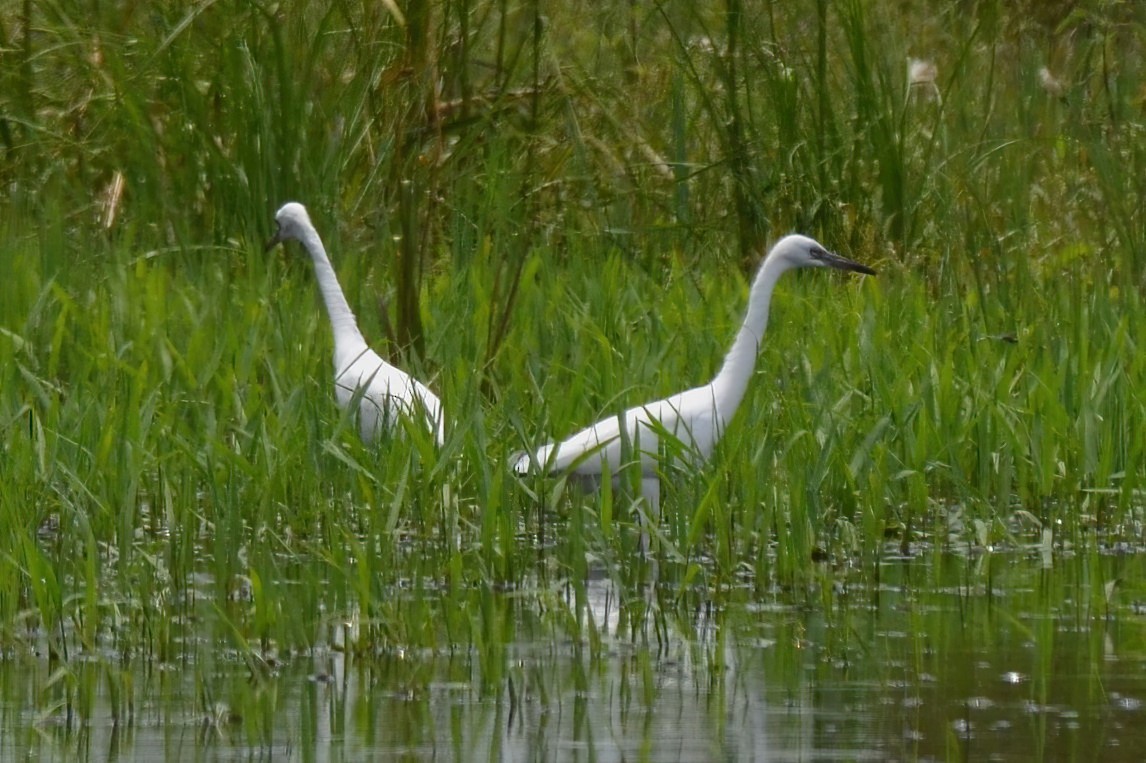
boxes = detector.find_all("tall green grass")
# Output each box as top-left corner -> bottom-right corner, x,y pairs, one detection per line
1,0 -> 1145,711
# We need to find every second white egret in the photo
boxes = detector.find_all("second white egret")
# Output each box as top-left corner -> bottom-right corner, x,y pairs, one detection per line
513,234 -> 875,506
266,202 -> 445,445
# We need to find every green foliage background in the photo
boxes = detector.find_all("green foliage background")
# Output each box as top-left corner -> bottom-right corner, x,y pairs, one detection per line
1,0 -> 1144,657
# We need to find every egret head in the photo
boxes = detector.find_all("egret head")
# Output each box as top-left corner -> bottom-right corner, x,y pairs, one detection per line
771,234 -> 876,275
265,202 -> 314,250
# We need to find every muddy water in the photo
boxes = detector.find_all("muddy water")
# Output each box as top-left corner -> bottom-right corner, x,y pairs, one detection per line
3,548 -> 1145,761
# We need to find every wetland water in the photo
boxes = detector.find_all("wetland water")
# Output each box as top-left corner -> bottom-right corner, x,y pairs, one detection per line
3,547 -> 1144,761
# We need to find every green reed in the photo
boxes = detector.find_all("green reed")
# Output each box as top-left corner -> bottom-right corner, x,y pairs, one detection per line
0,3 -> 1145,729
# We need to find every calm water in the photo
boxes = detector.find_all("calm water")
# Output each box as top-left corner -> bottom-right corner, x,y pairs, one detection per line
3,547 -> 1145,761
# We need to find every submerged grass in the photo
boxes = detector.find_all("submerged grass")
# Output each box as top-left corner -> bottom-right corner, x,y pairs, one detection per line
2,1 -> 1146,753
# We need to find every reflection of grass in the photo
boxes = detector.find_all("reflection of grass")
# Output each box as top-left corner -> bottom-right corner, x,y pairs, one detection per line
1,1 -> 1145,738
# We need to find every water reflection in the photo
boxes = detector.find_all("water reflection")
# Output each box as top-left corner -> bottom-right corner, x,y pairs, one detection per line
3,550 -> 1146,761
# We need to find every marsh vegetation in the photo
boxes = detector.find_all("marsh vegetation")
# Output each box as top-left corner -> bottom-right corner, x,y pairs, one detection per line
2,1 -> 1145,759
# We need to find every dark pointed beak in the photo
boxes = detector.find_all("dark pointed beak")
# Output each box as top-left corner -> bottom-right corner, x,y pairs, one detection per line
820,249 -> 877,275
264,229 -> 284,253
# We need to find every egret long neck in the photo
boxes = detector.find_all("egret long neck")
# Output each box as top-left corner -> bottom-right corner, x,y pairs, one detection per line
299,226 -> 366,350
711,254 -> 787,414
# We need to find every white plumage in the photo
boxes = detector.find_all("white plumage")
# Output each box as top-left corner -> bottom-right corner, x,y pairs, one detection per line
513,234 -> 875,504
266,202 -> 445,444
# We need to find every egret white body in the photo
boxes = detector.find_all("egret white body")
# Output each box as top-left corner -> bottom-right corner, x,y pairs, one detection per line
513,235 -> 875,504
267,202 -> 445,444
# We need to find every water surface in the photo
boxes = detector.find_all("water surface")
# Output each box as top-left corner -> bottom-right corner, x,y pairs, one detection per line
3,546 -> 1144,761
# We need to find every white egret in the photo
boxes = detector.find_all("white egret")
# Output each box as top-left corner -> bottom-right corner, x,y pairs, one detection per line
266,202 -> 445,444
513,234 -> 875,506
